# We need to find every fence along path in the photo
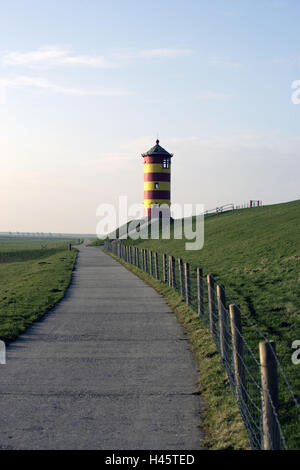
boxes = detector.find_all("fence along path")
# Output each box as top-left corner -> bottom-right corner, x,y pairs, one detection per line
0,243 -> 203,449
105,240 -> 300,450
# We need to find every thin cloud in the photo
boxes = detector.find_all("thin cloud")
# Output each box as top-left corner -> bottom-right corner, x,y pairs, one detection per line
271,56 -> 300,66
137,48 -> 193,58
2,45 -> 194,69
196,90 -> 236,100
209,57 -> 241,68
2,46 -> 114,69
0,76 -> 133,96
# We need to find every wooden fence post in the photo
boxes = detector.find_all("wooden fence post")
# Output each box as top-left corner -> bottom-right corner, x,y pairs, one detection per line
136,248 -> 140,268
229,304 -> 247,408
168,256 -> 175,288
168,256 -> 172,287
184,263 -> 191,306
149,251 -> 153,276
68,243 -> 71,251
197,268 -> 204,318
259,340 -> 280,450
141,249 -> 144,270
163,254 -> 167,283
207,274 -> 217,339
217,285 -> 229,366
144,249 -> 148,272
154,252 -> 159,279
178,259 -> 185,299
171,256 -> 176,288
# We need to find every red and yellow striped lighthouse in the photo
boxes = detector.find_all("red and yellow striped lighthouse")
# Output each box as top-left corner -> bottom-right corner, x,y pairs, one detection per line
142,140 -> 173,217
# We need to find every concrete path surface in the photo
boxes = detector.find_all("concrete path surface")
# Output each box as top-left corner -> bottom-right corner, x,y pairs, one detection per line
0,243 -> 203,450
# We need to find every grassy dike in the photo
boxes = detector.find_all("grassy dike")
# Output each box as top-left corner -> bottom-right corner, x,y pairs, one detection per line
120,200 -> 300,449
0,245 -> 78,342
104,249 -> 250,450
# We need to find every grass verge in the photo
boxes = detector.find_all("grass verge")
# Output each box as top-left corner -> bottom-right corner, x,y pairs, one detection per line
105,249 -> 250,450
87,238 -> 105,247
0,247 -> 78,342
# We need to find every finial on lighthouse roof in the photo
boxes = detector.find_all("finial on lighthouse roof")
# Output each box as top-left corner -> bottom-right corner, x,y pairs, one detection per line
141,139 -> 173,157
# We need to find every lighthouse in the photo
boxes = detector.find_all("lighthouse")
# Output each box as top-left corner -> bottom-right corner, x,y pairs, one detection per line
142,140 -> 173,218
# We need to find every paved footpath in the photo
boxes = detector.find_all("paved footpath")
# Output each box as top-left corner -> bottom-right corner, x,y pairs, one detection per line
0,243 -> 203,450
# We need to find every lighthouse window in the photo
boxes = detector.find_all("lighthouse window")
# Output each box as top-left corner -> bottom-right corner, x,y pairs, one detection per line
162,158 -> 170,169
154,182 -> 159,189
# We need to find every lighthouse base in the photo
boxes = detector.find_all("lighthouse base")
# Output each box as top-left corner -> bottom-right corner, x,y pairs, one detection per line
144,206 -> 171,218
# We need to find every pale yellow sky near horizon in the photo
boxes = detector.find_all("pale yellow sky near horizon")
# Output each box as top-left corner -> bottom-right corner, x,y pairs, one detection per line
2,133 -> 299,234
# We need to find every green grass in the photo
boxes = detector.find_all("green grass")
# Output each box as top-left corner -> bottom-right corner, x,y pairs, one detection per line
120,199 -> 300,449
87,238 -> 105,247
0,237 -> 76,263
0,238 -> 77,342
105,250 -> 250,450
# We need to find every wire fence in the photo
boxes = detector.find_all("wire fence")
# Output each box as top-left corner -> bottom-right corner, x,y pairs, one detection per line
204,200 -> 262,216
104,240 -> 299,450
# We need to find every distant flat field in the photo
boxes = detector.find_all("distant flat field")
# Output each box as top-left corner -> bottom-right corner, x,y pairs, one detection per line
0,237 -> 67,250
0,238 -> 77,341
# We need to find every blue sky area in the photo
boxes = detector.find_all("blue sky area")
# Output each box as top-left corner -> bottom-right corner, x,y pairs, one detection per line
1,0 -> 299,232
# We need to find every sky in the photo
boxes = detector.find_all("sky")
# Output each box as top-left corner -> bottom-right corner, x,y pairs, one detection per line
1,0 -> 300,233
